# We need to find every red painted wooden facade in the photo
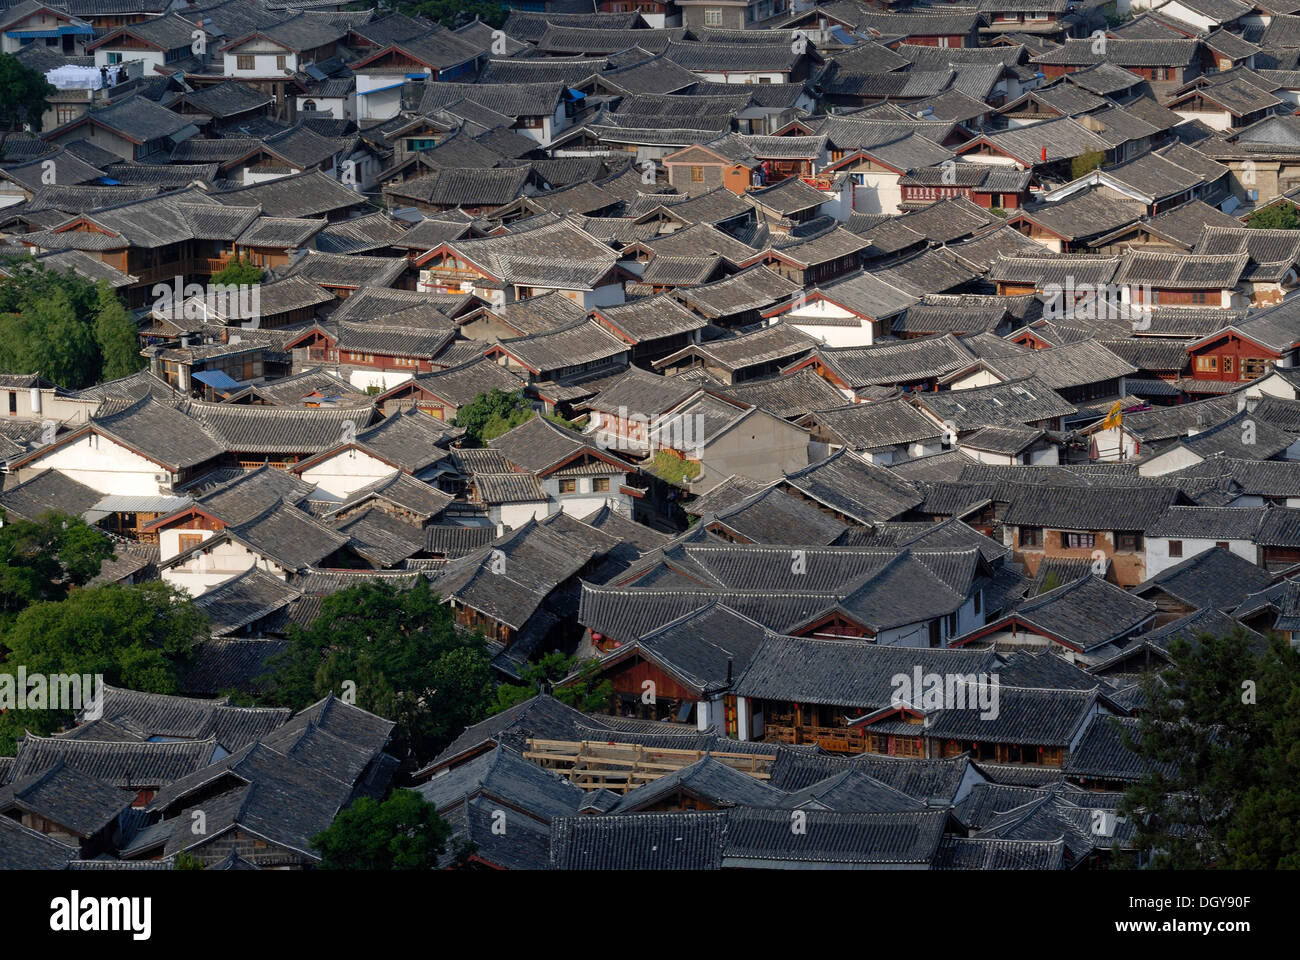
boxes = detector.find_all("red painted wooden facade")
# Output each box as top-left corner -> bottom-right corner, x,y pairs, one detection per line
1186,330 -> 1283,383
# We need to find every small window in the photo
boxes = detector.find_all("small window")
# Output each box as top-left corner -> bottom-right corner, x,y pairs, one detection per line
7,391 -> 15,415
690,165 -> 704,183
1196,355 -> 1219,372
1168,540 -> 1183,558
276,55 -> 287,70
1216,541 -> 1230,550
237,55 -> 254,71
593,477 -> 609,492
1063,531 -> 1095,549
1019,526 -> 1041,547
704,7 -> 723,25
1116,532 -> 1143,552
558,478 -> 577,494
177,533 -> 203,553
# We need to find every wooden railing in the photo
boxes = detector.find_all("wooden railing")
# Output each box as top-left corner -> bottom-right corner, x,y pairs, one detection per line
764,723 -> 867,754
133,257 -> 235,285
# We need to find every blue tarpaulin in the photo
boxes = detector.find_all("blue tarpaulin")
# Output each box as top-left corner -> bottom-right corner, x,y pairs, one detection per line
192,370 -> 244,391
10,26 -> 94,38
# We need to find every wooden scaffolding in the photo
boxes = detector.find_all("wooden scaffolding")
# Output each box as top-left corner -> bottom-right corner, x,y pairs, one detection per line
524,738 -> 778,793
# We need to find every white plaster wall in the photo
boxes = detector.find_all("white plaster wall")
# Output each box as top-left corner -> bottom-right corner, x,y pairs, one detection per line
1145,539 -> 1259,578
300,448 -> 400,499
25,435 -> 174,496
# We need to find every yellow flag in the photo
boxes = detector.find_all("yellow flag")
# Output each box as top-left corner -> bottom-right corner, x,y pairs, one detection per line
1101,401 -> 1123,430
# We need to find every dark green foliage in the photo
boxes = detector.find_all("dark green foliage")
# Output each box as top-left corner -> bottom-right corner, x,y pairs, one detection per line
400,0 -> 507,29
0,580 -> 208,752
1246,204 -> 1300,230
1121,628 -> 1300,868
0,260 -> 144,388
264,578 -> 495,762
491,652 -> 613,714
91,280 -> 145,381
0,53 -> 55,145
453,388 -> 534,445
1070,148 -> 1104,180
312,789 -> 465,869
210,256 -> 265,286
0,511 -> 116,624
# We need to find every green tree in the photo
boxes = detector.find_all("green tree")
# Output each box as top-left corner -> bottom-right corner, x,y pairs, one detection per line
0,511 -> 115,624
210,255 -> 265,286
401,1 -> 507,29
0,581 -> 207,752
491,652 -> 613,714
312,789 -> 462,869
0,259 -> 142,388
1070,148 -> 1105,180
264,578 -> 494,762
0,284 -> 97,388
1246,203 -> 1300,230
453,388 -> 535,445
92,280 -> 144,380
0,53 -> 56,154
1121,628 -> 1300,868
544,411 -> 581,432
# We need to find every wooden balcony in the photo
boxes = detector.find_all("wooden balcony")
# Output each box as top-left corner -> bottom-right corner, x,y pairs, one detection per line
764,722 -> 868,754
133,257 -> 235,285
